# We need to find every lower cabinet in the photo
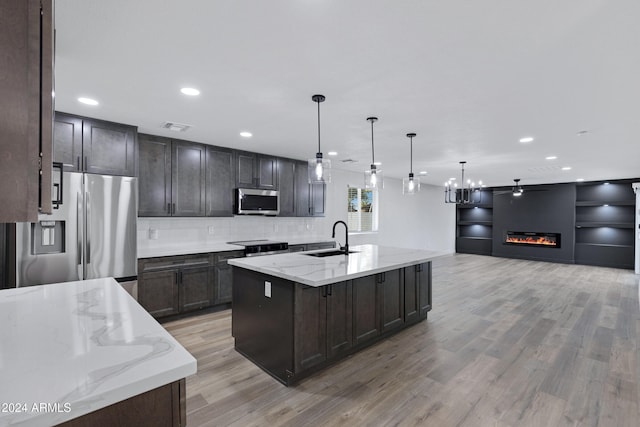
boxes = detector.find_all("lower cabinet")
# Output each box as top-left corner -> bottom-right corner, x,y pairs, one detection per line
213,250 -> 244,304
233,261 -> 433,385
294,281 -> 353,372
138,255 -> 212,318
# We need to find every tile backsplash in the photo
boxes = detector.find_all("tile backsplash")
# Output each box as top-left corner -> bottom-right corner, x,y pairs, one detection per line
137,216 -> 329,250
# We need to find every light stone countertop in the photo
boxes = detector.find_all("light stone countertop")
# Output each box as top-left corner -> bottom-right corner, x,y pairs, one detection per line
138,238 -> 336,259
0,278 -> 197,427
228,244 -> 450,287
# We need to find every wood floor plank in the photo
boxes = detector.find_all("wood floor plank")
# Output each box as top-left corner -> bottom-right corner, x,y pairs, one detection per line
162,254 -> 640,426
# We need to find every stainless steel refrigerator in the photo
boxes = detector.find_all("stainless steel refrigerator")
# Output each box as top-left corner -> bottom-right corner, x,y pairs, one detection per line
16,172 -> 137,286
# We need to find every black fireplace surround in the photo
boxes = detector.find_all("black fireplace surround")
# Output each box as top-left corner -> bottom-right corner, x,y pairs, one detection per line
504,231 -> 561,248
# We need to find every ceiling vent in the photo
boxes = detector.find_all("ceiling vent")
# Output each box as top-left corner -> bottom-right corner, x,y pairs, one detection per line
161,121 -> 192,132
341,159 -> 358,163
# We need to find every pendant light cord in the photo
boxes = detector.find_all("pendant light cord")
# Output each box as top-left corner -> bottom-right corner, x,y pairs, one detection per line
369,118 -> 376,164
410,136 -> 413,174
317,99 -> 321,153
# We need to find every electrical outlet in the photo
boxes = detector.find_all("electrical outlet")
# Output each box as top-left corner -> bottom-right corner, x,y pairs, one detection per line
208,225 -> 215,235
265,281 -> 271,298
148,228 -> 159,240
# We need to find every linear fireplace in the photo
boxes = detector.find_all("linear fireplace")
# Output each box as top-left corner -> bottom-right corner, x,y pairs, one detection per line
504,231 -> 561,248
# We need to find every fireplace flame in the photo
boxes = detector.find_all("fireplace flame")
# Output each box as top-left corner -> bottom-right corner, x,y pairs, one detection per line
505,236 -> 557,246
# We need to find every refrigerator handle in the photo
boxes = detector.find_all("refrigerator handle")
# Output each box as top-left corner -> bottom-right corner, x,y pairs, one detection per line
76,191 -> 82,266
86,191 -> 91,265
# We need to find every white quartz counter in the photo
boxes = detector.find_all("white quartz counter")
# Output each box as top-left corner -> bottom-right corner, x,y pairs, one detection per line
138,238 -> 336,258
228,244 -> 450,287
0,278 -> 197,427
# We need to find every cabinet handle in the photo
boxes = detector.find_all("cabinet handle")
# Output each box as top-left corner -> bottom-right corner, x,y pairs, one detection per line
322,287 -> 327,298
84,156 -> 88,170
76,156 -> 80,170
327,285 -> 332,297
172,203 -> 176,214
167,203 -> 171,214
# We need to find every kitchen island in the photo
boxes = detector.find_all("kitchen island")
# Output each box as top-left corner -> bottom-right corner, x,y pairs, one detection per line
0,278 -> 196,427
229,244 -> 447,385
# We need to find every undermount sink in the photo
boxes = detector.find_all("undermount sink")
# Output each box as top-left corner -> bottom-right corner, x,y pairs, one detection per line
304,250 -> 358,257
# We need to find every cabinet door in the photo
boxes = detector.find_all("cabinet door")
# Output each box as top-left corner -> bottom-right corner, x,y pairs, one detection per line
404,265 -> 420,324
82,118 -> 137,176
418,262 -> 432,318
139,269 -> 180,318
53,112 -> 83,172
0,224 -> 5,289
214,251 -> 244,304
352,275 -> 380,345
294,284 -> 327,372
205,146 -> 234,217
257,155 -> 278,190
172,140 -> 206,216
310,182 -> 326,216
180,264 -> 212,312
138,134 -> 172,216
0,0 -> 53,222
277,158 -> 296,216
236,151 -> 257,188
295,161 -> 311,217
380,270 -> 404,333
326,281 -> 353,358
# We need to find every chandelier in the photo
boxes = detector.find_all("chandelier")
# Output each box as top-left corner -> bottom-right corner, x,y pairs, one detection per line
444,161 -> 483,204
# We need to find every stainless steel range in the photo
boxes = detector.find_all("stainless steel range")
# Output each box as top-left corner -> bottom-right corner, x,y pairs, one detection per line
228,239 -> 289,257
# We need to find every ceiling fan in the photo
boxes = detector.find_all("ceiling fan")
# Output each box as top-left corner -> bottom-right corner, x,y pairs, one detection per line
494,178 -> 528,196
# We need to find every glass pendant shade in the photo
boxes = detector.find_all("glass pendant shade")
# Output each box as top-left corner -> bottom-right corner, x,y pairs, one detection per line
364,164 -> 384,189
403,173 -> 420,195
309,94 -> 331,184
308,152 -> 331,183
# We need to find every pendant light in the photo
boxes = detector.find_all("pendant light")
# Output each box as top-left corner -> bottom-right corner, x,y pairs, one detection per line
402,133 -> 420,195
364,117 -> 383,189
308,94 -> 331,183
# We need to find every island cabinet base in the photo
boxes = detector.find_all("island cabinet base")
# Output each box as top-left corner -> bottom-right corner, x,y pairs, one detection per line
232,262 -> 432,386
56,379 -> 186,427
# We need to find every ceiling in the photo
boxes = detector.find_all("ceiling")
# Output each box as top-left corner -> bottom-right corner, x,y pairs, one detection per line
54,0 -> 640,187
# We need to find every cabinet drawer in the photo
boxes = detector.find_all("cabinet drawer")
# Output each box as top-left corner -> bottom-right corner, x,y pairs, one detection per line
140,255 -> 210,272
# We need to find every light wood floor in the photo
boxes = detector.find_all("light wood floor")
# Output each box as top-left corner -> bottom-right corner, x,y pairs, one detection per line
164,254 -> 640,427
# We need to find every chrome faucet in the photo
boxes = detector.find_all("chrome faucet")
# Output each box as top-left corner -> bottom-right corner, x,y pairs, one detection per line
332,221 -> 349,254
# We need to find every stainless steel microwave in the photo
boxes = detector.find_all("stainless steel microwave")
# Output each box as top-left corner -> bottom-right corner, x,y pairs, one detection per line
236,188 -> 280,215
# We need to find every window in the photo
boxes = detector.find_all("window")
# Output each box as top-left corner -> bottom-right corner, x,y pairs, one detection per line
347,187 -> 378,232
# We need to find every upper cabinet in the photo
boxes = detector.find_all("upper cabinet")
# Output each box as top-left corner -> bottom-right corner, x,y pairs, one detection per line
138,134 -> 206,217
0,0 -> 54,222
205,146 -> 234,217
235,151 -> 278,190
295,161 -> 326,217
54,112 -> 137,177
277,158 -> 297,217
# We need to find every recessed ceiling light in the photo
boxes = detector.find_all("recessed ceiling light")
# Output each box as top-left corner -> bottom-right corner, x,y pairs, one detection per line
576,130 -> 589,136
180,87 -> 200,96
239,131 -> 252,138
545,156 -> 557,160
327,151 -> 338,156
576,178 -> 585,182
562,166 -> 572,171
519,137 -> 534,143
419,171 -> 427,175
78,97 -> 98,106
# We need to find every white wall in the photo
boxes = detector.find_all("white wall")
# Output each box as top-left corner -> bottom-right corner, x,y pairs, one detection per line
137,167 -> 456,254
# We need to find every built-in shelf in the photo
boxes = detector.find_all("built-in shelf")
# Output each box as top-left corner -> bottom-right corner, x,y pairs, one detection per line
574,179 -> 637,269
576,222 -> 634,229
457,220 -> 493,226
456,195 -> 494,256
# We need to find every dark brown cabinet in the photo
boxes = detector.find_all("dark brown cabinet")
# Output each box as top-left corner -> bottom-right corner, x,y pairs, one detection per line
293,281 -> 353,373
138,255 -> 212,318
213,250 -> 244,304
0,0 -> 54,222
236,151 -> 278,190
277,158 -> 297,216
403,265 -> 420,324
380,270 -> 404,333
206,146 -> 235,217
352,275 -> 381,345
417,262 -> 432,318
138,134 -> 206,217
294,161 -> 326,217
54,112 -> 137,176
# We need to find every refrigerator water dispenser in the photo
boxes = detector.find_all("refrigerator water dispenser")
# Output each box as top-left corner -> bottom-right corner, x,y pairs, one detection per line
31,221 -> 65,255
